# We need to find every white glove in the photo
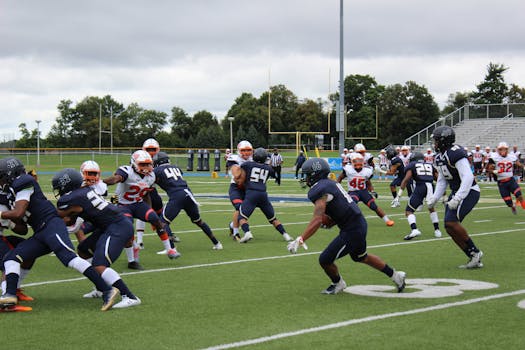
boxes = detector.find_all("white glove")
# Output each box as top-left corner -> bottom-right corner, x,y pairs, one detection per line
67,217 -> 84,234
427,196 -> 437,209
287,236 -> 308,254
391,196 -> 400,207
447,196 -> 461,210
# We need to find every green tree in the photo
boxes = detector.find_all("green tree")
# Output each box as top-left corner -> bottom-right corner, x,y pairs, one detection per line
507,84 -> 525,103
170,106 -> 193,142
472,63 -> 509,104
442,91 -> 472,115
15,123 -> 39,148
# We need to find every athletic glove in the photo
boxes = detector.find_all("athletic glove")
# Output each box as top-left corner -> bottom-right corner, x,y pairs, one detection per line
391,196 -> 400,207
427,196 -> 437,209
447,196 -> 461,210
287,236 -> 308,254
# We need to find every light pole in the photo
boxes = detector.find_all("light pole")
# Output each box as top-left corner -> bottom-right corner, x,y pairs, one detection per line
35,120 -> 41,166
228,117 -> 234,151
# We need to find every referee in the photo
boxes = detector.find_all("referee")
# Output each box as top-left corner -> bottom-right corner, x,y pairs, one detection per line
270,148 -> 283,185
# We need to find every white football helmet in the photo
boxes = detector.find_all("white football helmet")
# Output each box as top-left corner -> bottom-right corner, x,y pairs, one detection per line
131,150 -> 153,175
80,160 -> 101,185
237,140 -> 253,160
351,153 -> 364,170
142,138 -> 160,157
497,141 -> 509,156
354,143 -> 366,154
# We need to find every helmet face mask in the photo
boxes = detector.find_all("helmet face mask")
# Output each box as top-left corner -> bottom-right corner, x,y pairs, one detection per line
301,158 -> 330,187
431,126 -> 455,153
351,154 -> 364,171
497,142 -> 509,157
52,168 -> 83,198
237,140 -> 253,160
131,150 -> 153,175
80,160 -> 100,185
142,138 -> 160,157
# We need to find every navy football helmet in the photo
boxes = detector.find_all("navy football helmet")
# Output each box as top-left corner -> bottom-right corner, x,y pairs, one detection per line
410,151 -> 425,162
431,126 -> 455,153
0,157 -> 26,188
253,147 -> 268,164
385,145 -> 397,160
154,151 -> 170,167
52,168 -> 83,198
301,158 -> 330,187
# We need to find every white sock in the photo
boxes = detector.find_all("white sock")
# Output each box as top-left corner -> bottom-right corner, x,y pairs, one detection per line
162,238 -> 171,250
233,227 -> 239,235
17,268 -> 30,288
382,216 -> 391,222
125,247 -> 134,263
407,214 -> 417,226
1,280 -> 5,294
430,211 -> 439,224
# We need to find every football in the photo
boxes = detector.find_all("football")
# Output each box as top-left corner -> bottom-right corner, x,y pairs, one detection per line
320,214 -> 336,228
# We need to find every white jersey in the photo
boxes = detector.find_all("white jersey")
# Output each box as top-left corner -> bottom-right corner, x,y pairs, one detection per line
511,150 -> 521,160
472,150 -> 483,163
483,151 -> 492,164
378,153 -> 389,166
400,153 -> 412,167
342,164 -> 373,191
115,165 -> 156,205
227,153 -> 252,184
490,153 -> 518,181
424,152 -> 435,163
89,180 -> 108,196
341,152 -> 350,165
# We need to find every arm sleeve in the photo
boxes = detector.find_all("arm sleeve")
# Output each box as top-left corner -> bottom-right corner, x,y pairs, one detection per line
433,172 -> 447,200
454,158 -> 475,200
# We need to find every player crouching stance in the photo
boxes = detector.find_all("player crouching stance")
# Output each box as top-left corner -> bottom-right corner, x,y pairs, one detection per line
486,142 -> 525,214
53,169 -> 141,308
287,158 -> 406,294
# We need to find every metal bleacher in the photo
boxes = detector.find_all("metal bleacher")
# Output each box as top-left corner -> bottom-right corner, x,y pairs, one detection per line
404,103 -> 525,151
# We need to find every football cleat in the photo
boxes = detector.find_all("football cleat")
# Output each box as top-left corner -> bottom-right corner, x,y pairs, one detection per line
403,229 -> 421,240
321,278 -> 347,295
83,288 -> 103,298
127,261 -> 144,270
391,271 -> 406,292
113,295 -> 141,309
391,201 -> 400,208
167,248 -> 181,259
101,287 -> 119,311
232,233 -> 241,242
282,233 -> 293,242
239,231 -> 253,243
434,229 -> 442,238
459,250 -> 484,269
0,293 -> 18,307
386,220 -> 395,227
16,288 -> 34,301
212,242 -> 223,250
170,235 -> 181,243
0,305 -> 32,312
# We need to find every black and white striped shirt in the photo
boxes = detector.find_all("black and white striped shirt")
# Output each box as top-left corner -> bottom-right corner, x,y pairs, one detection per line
270,153 -> 283,167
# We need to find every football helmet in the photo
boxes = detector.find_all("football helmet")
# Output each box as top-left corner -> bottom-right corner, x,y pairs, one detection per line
253,147 -> 268,164
52,168 -> 83,198
475,145 -> 481,150
401,145 -> 410,156
431,126 -> 455,153
80,160 -> 101,185
154,151 -> 170,167
131,150 -> 153,175
354,143 -> 366,155
410,152 -> 425,162
301,158 -> 330,187
351,153 -> 364,170
237,140 -> 253,160
0,157 -> 25,188
426,148 -> 432,153
142,138 -> 160,157
385,145 -> 397,160
380,149 -> 386,154
497,141 -> 509,157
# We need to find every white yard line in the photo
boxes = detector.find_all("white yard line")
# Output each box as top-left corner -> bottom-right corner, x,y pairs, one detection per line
23,227 -> 524,288
200,289 -> 525,350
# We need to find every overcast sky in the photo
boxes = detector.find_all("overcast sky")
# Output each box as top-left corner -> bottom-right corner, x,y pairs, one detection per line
1,0 -> 524,140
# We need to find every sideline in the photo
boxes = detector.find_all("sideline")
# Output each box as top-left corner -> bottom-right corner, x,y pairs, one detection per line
23,227 -> 524,288
200,289 -> 525,350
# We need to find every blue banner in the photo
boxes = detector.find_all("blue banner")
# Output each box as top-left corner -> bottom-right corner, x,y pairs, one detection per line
326,157 -> 342,171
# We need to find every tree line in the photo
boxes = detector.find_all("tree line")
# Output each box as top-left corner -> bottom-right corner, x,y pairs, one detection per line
12,62 -> 525,150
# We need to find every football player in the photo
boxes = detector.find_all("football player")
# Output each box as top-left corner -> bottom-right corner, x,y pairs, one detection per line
486,142 -> 525,214
353,143 -> 374,168
424,148 -> 435,163
287,158 -> 406,294
0,157 -> 118,311
153,152 -> 222,249
391,152 -> 442,240
226,140 -> 253,241
377,149 -> 390,180
103,150 -> 180,261
236,148 -> 292,243
399,145 -> 412,166
382,145 -> 411,207
482,146 -> 494,182
427,126 -> 484,268
472,145 -> 484,177
53,168 -> 141,308
337,153 -> 394,226
340,148 -> 350,166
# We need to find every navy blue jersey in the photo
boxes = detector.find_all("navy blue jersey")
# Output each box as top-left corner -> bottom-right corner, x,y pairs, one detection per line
435,144 -> 477,192
406,160 -> 434,184
391,156 -> 405,178
307,178 -> 361,227
57,187 -> 123,230
241,161 -> 275,192
11,173 -> 59,230
154,164 -> 188,196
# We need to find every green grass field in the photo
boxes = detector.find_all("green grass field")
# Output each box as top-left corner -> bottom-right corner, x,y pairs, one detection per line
1,160 -> 525,350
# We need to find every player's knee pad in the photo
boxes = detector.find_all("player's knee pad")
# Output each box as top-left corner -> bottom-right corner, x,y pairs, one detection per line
4,260 -> 21,276
67,256 -> 90,273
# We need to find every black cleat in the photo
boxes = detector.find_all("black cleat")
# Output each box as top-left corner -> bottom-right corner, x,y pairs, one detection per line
128,261 -> 144,270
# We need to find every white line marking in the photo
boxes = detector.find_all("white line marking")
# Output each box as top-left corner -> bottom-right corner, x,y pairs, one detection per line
474,220 -> 492,223
201,289 -> 525,350
23,227 -> 524,288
